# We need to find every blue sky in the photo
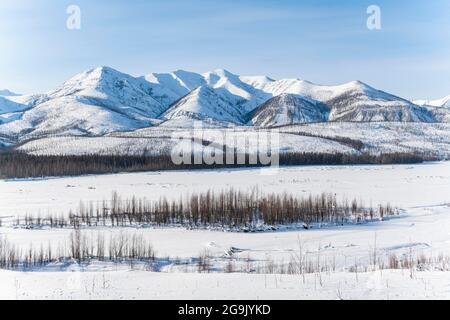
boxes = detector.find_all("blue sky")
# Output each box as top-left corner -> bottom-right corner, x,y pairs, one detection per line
0,0 -> 449,99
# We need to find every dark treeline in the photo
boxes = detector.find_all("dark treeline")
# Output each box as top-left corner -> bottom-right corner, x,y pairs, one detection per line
280,152 -> 427,166
14,190 -> 397,231
0,151 -> 428,179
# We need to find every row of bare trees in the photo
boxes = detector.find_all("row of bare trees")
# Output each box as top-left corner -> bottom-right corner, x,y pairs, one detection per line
14,190 -> 397,230
0,231 -> 155,270
2,230 -> 446,274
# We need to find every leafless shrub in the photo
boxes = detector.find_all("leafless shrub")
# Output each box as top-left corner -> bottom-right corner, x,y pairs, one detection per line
0,231 -> 155,270
197,250 -> 213,273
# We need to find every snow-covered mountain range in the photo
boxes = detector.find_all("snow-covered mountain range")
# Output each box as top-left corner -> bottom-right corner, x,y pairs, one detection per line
0,66 -> 448,143
414,95 -> 450,108
414,96 -> 450,122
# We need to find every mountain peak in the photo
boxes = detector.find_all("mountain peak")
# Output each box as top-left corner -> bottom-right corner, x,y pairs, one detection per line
91,65 -> 113,72
58,66 -> 126,89
211,68 -> 234,77
344,80 -> 371,90
173,69 -> 200,77
86,66 -> 127,78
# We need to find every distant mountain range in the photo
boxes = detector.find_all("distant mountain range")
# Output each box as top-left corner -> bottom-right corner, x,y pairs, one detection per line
0,89 -> 20,97
414,96 -> 450,108
0,66 -> 449,142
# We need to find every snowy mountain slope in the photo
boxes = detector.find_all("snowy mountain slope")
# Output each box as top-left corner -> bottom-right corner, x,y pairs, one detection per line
14,121 -> 450,158
426,106 -> 450,123
0,96 -> 157,139
0,94 -> 50,128
0,94 -> 42,127
280,122 -> 450,157
162,86 -> 246,126
323,81 -> 434,122
17,128 -> 358,156
0,89 -> 20,97
144,70 -> 203,106
249,93 -> 329,127
0,93 -> 48,115
7,94 -> 50,108
0,67 -> 170,140
0,96 -> 27,115
0,135 -> 13,147
46,66 -> 166,119
145,70 -> 205,99
0,66 -> 447,146
435,95 -> 450,108
183,72 -> 434,123
243,78 -> 435,122
202,69 -> 272,112
414,95 -> 450,122
147,69 -> 272,114
414,95 -> 450,108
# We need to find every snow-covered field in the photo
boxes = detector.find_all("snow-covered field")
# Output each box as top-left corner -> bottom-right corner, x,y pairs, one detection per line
1,162 -> 449,217
2,270 -> 450,300
1,162 -> 450,299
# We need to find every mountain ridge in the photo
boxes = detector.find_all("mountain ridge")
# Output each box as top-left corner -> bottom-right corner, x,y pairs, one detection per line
414,95 -> 450,108
0,66 -> 448,142
0,89 -> 20,97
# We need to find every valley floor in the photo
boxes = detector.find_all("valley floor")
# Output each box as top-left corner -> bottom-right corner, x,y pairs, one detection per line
1,269 -> 449,300
1,162 -> 450,299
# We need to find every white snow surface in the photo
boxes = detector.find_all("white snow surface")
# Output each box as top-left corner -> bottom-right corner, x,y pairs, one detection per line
17,129 -> 355,156
1,162 -> 450,299
1,162 -> 449,218
279,122 -> 450,157
15,122 -> 450,158
2,270 -> 450,300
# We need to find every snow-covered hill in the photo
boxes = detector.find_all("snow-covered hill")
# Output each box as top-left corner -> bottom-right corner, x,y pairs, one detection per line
246,79 -> 435,123
0,67 -> 170,140
0,89 -> 19,97
415,95 -> 450,108
249,93 -> 329,127
0,96 -> 27,115
162,86 -> 245,126
16,122 -> 450,158
46,66 -> 167,119
147,69 -> 271,113
414,95 -> 450,122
